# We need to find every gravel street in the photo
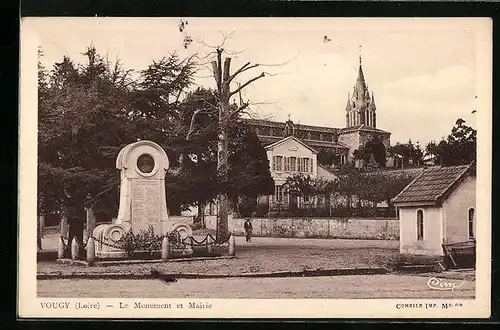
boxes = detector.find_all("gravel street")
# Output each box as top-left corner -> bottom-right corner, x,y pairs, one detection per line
39,235 -> 400,276
38,275 -> 475,299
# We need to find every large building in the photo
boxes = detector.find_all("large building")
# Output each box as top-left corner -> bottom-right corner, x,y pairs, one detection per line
244,57 -> 391,167
245,58 -> 392,209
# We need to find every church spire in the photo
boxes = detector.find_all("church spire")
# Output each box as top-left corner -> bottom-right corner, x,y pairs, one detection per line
345,92 -> 351,110
345,55 -> 378,129
370,91 -> 376,110
355,60 -> 367,96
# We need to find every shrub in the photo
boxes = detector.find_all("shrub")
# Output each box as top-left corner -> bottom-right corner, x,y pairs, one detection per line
115,225 -> 162,258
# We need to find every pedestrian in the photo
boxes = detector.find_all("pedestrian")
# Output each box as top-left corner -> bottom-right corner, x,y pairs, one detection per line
244,218 -> 253,243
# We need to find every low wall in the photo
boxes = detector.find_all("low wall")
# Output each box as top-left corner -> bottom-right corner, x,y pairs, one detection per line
205,216 -> 399,240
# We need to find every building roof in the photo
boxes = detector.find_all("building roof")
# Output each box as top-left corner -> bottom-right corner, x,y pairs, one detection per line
264,135 -> 318,154
340,124 -> 390,135
391,164 -> 473,206
242,118 -> 340,134
258,135 -> 348,150
317,164 -> 338,180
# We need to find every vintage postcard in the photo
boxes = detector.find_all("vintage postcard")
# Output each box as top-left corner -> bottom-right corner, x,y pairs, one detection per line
18,17 -> 492,318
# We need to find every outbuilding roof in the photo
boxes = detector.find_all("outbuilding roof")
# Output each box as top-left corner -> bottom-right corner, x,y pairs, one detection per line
391,164 -> 473,206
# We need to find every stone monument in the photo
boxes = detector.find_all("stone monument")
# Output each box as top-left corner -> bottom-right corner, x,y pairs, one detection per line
92,140 -> 192,258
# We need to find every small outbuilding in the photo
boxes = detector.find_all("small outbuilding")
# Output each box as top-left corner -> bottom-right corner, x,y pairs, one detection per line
392,164 -> 476,258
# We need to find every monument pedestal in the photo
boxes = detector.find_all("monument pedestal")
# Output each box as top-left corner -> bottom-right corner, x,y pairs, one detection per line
92,140 -> 192,259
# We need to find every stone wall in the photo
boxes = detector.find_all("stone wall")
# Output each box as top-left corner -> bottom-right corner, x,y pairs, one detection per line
205,216 -> 399,240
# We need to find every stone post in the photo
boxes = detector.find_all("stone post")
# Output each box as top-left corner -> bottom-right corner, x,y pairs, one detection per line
206,235 -> 213,255
71,237 -> 79,260
57,237 -> 65,259
183,236 -> 194,256
37,215 -> 44,252
86,237 -> 95,263
228,234 -> 235,256
161,236 -> 170,261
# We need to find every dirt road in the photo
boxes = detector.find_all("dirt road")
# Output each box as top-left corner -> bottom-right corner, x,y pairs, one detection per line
38,275 -> 474,299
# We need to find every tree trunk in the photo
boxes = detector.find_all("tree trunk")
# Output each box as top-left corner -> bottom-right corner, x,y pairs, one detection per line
210,50 -> 265,240
216,99 -> 230,239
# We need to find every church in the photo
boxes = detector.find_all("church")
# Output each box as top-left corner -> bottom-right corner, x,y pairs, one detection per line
244,57 -> 393,210
243,57 -> 392,169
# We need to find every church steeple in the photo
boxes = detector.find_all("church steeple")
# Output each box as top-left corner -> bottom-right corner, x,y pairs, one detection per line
355,58 -> 367,94
345,56 -> 377,128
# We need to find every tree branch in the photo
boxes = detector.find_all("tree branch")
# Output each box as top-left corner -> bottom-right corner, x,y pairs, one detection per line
186,109 -> 202,141
229,72 -> 265,97
228,62 -> 260,83
227,101 -> 250,118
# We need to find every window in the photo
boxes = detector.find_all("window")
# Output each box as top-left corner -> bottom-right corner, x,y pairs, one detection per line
297,158 -> 303,172
468,208 -> 475,239
275,185 -> 284,203
284,157 -> 290,171
310,159 -> 314,173
417,210 -> 424,241
304,158 -> 310,172
273,156 -> 283,171
290,157 -> 297,172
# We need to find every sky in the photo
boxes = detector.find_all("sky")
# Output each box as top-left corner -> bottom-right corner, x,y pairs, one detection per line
29,17 -> 490,146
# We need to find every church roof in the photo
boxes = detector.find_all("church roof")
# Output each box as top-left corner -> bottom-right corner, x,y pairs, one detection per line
340,124 -> 390,135
391,164 -> 473,206
243,118 -> 339,134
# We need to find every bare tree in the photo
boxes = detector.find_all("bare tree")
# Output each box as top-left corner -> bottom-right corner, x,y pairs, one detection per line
181,25 -> 295,239
211,47 -> 266,239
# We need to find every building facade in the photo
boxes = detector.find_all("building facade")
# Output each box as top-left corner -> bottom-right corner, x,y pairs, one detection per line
392,165 -> 476,257
246,58 -> 392,209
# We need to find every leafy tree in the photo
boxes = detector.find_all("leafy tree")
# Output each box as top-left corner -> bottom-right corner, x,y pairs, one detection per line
317,149 -> 339,166
38,46 -> 196,238
364,138 -> 386,167
389,140 -> 423,167
426,119 -> 476,166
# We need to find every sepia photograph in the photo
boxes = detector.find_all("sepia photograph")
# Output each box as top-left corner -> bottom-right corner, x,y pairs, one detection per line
18,17 -> 491,318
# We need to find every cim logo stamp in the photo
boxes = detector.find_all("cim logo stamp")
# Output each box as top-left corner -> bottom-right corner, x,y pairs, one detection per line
426,277 -> 465,291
